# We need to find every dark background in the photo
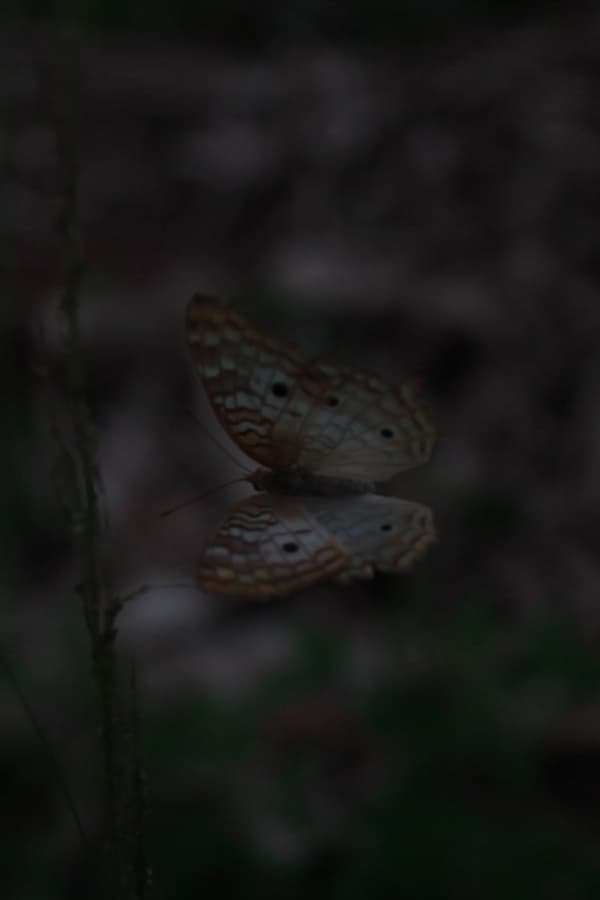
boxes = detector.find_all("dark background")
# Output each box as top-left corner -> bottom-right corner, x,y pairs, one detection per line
3,2 -> 600,898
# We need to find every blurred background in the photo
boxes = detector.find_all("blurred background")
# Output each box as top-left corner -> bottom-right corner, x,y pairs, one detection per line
3,2 -> 600,897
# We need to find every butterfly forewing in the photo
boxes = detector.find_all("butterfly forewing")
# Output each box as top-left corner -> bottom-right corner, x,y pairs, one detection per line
186,294 -> 435,479
187,295 -> 308,468
296,367 -> 434,481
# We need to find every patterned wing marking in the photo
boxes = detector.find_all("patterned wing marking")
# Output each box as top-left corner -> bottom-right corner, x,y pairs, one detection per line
296,366 -> 435,481
186,294 -> 336,468
197,493 -> 348,597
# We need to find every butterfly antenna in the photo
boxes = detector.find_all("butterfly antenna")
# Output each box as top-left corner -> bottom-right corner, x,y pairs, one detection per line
184,406 -> 250,473
160,476 -> 248,519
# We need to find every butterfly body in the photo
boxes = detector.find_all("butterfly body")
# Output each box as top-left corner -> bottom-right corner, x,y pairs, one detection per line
248,466 -> 375,497
186,294 -> 436,597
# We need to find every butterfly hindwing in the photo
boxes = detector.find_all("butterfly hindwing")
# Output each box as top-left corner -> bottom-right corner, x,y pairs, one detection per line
305,494 -> 435,578
197,493 -> 348,597
198,493 -> 435,597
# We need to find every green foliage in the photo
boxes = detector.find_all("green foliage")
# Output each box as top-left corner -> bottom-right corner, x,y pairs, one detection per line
123,608 -> 600,899
4,594 -> 600,898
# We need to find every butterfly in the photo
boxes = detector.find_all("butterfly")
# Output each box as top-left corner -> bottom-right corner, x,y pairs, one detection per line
186,294 -> 436,597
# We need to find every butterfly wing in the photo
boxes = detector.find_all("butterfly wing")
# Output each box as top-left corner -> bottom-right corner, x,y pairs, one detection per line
187,294 -> 329,469
197,493 -> 349,597
186,295 -> 435,479
198,493 -> 435,597
295,365 -> 435,481
304,494 -> 435,582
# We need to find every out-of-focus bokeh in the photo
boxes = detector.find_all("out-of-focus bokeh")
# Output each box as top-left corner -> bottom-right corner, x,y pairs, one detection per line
3,2 -> 600,897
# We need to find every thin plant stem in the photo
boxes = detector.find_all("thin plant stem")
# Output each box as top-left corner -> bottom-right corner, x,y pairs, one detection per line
53,8 -> 150,899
